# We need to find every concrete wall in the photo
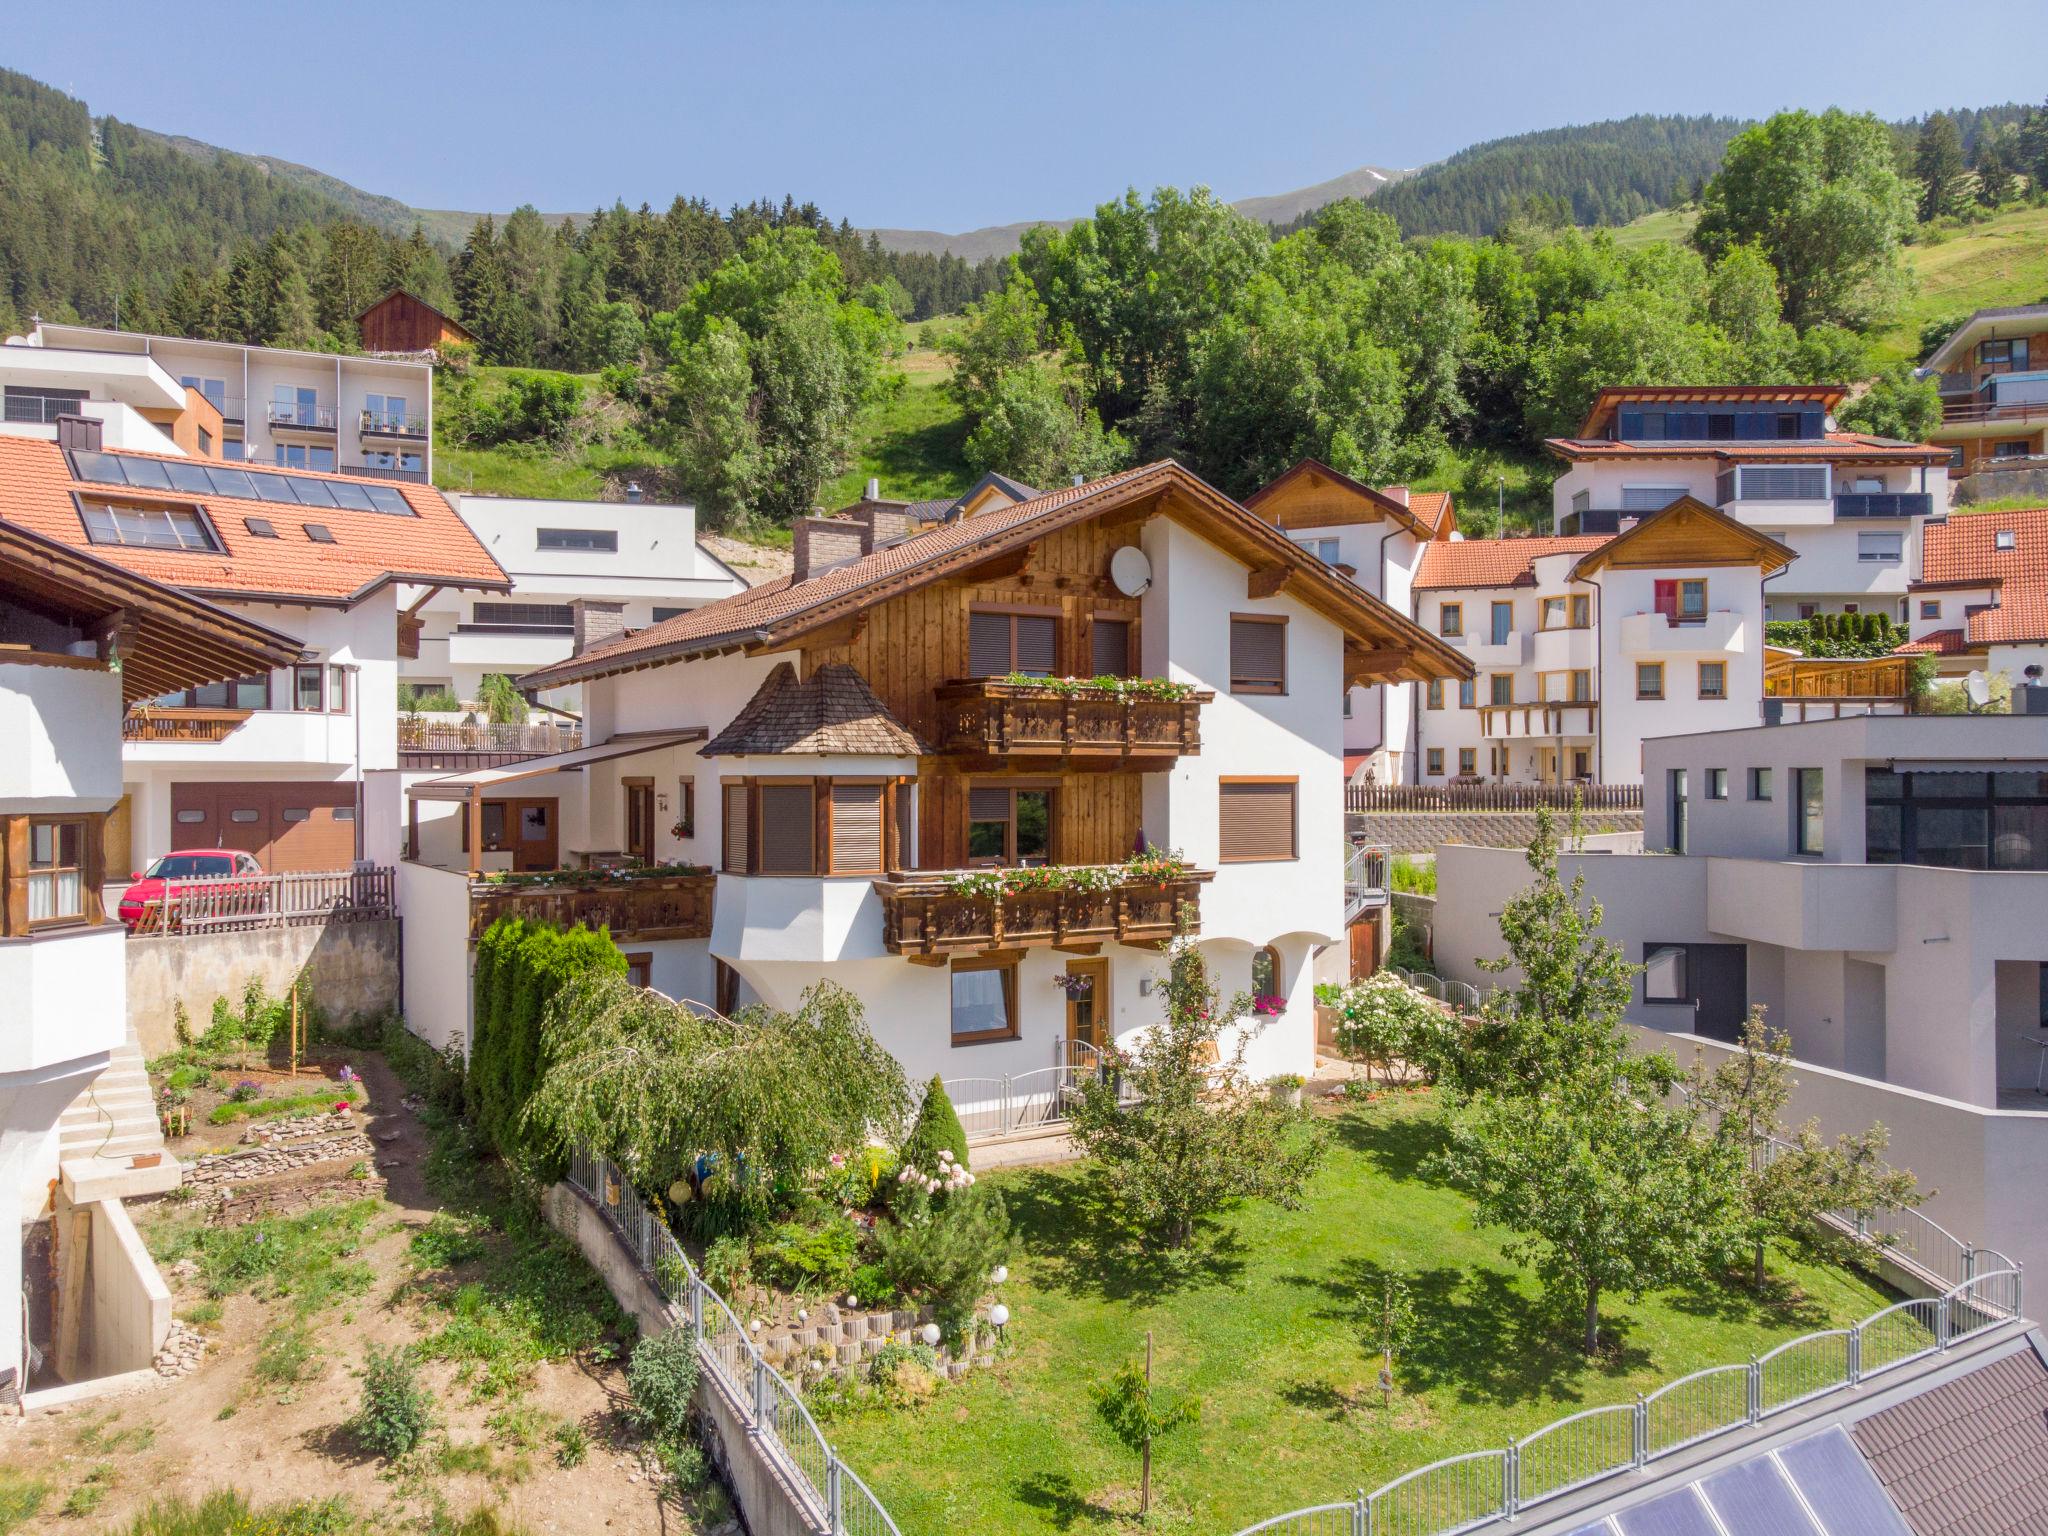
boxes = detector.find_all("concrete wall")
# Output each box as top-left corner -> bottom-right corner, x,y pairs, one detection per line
1349,809 -> 1642,854
126,918 -> 400,1056
398,862 -> 474,1053
84,1196 -> 171,1376
0,661 -> 123,814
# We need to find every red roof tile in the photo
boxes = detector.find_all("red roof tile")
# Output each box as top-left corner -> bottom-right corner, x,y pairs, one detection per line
1920,507 -> 2048,587
1972,590 -> 2048,646
1894,628 -> 1973,656
1546,432 -> 1945,465
1414,535 -> 1610,590
0,436 -> 506,604
1406,490 -> 1453,537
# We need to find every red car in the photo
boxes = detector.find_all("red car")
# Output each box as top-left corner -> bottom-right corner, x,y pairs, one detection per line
118,849 -> 268,930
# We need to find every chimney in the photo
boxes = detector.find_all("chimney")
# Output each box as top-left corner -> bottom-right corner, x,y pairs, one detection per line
55,414 -> 102,453
865,477 -> 881,501
1381,484 -> 1411,508
1071,473 -> 1084,487
791,517 -> 872,583
850,500 -> 911,546
569,598 -> 627,656
626,481 -> 643,503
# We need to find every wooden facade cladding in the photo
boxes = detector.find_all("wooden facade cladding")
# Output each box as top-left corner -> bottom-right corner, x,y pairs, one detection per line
932,679 -> 1210,762
121,707 -> 252,743
875,870 -> 1213,957
797,513 -> 1157,868
465,870 -> 716,943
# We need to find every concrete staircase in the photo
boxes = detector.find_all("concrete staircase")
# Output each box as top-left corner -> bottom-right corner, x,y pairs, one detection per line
58,1033 -> 181,1201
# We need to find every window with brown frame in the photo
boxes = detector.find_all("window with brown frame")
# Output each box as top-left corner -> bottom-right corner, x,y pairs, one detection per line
1571,594 -> 1591,628
625,779 -> 655,864
26,818 -> 87,926
829,782 -> 885,874
327,664 -> 349,714
1229,615 -> 1287,694
1438,602 -> 1463,637
966,784 -> 1052,867
676,778 -> 696,840
1697,660 -> 1727,700
1251,945 -> 1281,999
1091,615 -> 1134,678
152,674 -> 270,711
1218,779 -> 1296,862
1458,747 -> 1477,777
722,784 -> 750,873
292,664 -> 325,712
1490,673 -> 1513,706
721,779 -> 896,875
950,955 -> 1020,1044
1426,748 -> 1445,776
1637,662 -> 1665,700
969,607 -> 1058,677
1425,679 -> 1444,710
756,783 -> 816,874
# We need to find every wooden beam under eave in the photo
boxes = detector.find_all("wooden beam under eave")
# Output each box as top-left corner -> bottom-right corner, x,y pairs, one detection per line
1247,566 -> 1292,600
953,547 -> 1034,584
904,953 -> 950,968
1052,941 -> 1103,956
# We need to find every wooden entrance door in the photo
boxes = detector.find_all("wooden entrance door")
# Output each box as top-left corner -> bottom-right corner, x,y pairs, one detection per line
473,798 -> 559,871
1348,910 -> 1382,980
1064,958 -> 1109,1060
625,779 -> 655,865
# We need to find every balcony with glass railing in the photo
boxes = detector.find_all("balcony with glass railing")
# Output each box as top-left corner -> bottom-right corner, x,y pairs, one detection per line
2,392 -> 91,425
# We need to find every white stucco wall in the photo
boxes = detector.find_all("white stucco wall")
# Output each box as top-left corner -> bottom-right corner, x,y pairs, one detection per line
0,662 -> 122,813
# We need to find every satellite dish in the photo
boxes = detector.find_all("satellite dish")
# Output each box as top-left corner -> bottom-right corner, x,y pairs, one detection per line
1109,546 -> 1152,597
1966,671 -> 1991,710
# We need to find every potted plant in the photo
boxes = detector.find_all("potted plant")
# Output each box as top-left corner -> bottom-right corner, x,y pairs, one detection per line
1265,1072 -> 1305,1107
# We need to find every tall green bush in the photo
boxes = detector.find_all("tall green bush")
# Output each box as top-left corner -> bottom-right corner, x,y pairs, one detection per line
467,916 -> 626,1165
901,1076 -> 971,1174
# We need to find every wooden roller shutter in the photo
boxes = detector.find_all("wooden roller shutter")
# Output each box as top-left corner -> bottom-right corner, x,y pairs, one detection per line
1229,617 -> 1287,694
1014,614 -> 1057,676
1092,618 -> 1132,679
829,783 -> 884,873
969,611 -> 1011,677
757,783 -> 817,874
1219,780 -> 1296,862
723,785 -> 750,873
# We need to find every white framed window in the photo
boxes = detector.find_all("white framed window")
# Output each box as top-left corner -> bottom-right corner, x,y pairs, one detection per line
1857,532 -> 1904,564
1735,466 -> 1828,501
1293,536 -> 1341,565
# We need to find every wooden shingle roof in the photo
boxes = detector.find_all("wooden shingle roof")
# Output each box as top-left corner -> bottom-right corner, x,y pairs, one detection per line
700,662 -> 927,757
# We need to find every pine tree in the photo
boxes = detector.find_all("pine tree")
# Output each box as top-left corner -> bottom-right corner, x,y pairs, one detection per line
1914,113 -> 1967,221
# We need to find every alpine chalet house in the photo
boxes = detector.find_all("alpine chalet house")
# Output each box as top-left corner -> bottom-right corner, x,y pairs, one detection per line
1549,385 -> 1949,625
0,427 -> 506,880
1244,459 -> 1455,784
1,522 -> 298,1401
399,461 -> 1467,1094
1917,303 -> 2048,484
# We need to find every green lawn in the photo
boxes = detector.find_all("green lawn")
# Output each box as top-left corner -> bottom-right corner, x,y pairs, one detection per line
826,1094 -> 1892,1536
819,327 -> 972,509
1412,444 -> 1556,535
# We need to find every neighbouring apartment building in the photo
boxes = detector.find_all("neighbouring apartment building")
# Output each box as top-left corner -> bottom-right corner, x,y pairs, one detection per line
1918,303 -> 2048,483
1898,504 -> 2048,685
395,462 -> 1466,1106
399,491 -> 745,712
20,321 -> 436,482
1432,706 -> 2048,1283
0,421 -> 505,882
1,520 -> 299,1401
1549,385 -> 1949,623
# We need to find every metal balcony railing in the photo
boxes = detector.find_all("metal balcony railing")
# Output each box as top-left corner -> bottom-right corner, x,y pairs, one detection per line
2,394 -> 90,424
359,409 -> 429,437
266,401 -> 338,431
1835,492 -> 1934,518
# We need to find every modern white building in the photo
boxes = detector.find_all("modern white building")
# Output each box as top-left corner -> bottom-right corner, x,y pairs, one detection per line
1547,385 -> 1950,624
21,321 -> 435,482
1,520 -> 298,1400
396,462 -> 1466,1101
399,492 -> 745,711
1432,706 -> 2048,1282
1899,506 -> 2048,685
0,425 -> 505,878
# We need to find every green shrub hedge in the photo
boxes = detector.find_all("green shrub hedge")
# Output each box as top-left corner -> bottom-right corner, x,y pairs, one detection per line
468,916 -> 625,1167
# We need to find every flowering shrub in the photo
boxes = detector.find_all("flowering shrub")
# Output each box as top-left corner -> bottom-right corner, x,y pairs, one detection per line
944,847 -> 1193,900
898,1146 -> 977,1196
1327,971 -> 1439,1086
998,672 -> 1201,702
229,1079 -> 261,1103
1251,994 -> 1288,1017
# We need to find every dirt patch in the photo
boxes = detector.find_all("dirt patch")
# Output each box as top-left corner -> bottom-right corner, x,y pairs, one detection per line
3,1051 -> 712,1535
697,532 -> 791,586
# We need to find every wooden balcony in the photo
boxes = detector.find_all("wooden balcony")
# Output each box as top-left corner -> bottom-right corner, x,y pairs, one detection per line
1477,701 -> 1598,740
875,868 -> 1213,958
122,707 -> 252,743
466,868 -> 715,942
932,679 -> 1212,763
400,718 -> 584,770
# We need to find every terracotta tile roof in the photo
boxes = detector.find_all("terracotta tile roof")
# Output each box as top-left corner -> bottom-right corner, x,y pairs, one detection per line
1920,507 -> 2048,587
1414,534 -> 1610,590
700,661 -> 927,757
0,436 -> 506,604
1851,1348 -> 2048,1536
1973,591 -> 2048,646
1546,432 -> 1946,465
1407,490 -> 1453,536
1894,628 -> 1974,656
524,460 -> 1472,689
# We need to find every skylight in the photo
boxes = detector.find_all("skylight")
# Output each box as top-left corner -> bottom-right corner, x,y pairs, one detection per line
303,523 -> 336,544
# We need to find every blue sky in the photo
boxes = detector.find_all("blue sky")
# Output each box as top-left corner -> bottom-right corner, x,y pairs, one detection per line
9,1 -> 2043,232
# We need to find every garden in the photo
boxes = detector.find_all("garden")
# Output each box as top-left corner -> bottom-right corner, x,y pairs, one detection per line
151,978 -> 367,1147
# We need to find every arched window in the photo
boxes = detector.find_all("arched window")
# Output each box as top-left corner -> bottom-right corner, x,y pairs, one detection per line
1251,945 -> 1281,1000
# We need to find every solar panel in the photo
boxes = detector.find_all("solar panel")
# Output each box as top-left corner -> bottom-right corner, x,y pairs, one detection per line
59,450 -> 419,515
1775,1429 -> 1912,1536
1697,1457 -> 1822,1536
1615,1488 -> 1721,1536
1561,1522 -> 1619,1536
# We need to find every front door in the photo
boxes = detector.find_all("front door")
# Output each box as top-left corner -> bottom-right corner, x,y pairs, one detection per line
1349,910 -> 1382,979
476,797 -> 558,871
1687,944 -> 1749,1043
625,780 -> 655,865
1064,958 -> 1109,1062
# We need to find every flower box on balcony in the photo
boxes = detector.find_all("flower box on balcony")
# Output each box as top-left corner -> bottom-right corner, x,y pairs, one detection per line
466,866 -> 716,942
875,858 -> 1213,957
933,676 -> 1212,761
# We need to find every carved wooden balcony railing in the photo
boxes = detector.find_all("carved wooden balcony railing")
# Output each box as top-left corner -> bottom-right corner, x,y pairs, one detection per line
122,707 -> 252,743
467,868 -> 715,942
875,868 -> 1213,958
932,680 -> 1212,762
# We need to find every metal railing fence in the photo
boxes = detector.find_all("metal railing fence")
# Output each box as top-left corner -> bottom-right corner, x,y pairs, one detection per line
1348,783 -> 1643,815
565,1149 -> 902,1536
134,866 -> 395,933
1229,1264 -> 2024,1536
942,1043 -> 1136,1142
1385,967 -> 1481,1013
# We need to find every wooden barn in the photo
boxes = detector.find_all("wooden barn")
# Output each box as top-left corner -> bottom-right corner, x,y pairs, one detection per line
357,290 -> 477,355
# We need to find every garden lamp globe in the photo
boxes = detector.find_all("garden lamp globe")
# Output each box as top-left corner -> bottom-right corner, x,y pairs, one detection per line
990,1264 -> 1008,1285
920,1323 -> 941,1347
989,1303 -> 1010,1338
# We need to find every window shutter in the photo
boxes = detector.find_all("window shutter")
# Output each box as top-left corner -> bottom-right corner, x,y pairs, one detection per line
1654,580 -> 1679,620
1014,615 -> 1057,676
969,611 -> 1011,677
1229,619 -> 1285,691
1219,782 -> 1295,861
722,785 -> 750,873
756,784 -> 816,874
830,784 -> 883,873
1091,618 -> 1132,679
968,786 -> 1012,822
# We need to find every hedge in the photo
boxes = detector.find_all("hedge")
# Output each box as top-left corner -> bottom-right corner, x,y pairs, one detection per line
468,915 -> 626,1165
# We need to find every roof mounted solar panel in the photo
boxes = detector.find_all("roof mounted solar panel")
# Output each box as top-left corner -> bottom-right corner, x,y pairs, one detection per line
1774,1429 -> 1911,1536
1615,1487 -> 1721,1536
1696,1457 -> 1823,1536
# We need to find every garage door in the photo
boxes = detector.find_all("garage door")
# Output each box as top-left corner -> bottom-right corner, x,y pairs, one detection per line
169,782 -> 358,872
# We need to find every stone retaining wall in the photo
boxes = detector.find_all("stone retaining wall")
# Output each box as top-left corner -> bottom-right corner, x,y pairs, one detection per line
1351,809 -> 1641,854
183,1123 -> 374,1197
127,919 -> 401,1057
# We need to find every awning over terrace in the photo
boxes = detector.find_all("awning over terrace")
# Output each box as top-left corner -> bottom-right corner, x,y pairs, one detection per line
405,728 -> 706,875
